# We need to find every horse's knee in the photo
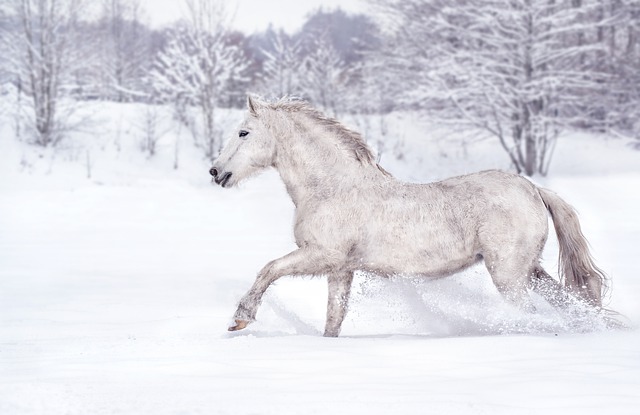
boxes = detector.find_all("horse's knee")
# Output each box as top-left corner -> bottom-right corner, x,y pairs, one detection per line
328,273 -> 353,300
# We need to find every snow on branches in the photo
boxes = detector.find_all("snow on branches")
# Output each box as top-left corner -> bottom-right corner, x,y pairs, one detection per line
377,0 -> 617,175
149,1 -> 248,160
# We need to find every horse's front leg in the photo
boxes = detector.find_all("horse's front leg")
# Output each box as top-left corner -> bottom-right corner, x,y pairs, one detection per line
228,247 -> 335,332
324,271 -> 354,337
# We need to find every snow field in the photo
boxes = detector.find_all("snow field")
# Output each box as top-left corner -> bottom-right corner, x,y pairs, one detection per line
1,103 -> 639,414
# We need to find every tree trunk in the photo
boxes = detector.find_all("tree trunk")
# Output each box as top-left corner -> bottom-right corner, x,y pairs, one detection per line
523,106 -> 536,176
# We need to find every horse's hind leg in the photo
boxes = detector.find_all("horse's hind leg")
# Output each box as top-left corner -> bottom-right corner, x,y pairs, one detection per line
483,251 -> 536,312
324,271 -> 354,337
529,266 -> 572,308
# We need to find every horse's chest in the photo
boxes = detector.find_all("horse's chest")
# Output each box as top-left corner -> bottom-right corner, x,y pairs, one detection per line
293,207 -> 348,247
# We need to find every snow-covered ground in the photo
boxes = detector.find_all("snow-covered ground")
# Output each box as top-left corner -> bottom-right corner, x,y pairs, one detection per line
1,103 -> 639,414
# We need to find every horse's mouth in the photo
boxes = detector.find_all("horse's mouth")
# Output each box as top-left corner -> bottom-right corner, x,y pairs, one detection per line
217,172 -> 233,188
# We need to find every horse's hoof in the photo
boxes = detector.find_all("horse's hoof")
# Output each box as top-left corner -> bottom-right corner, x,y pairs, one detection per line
228,319 -> 249,331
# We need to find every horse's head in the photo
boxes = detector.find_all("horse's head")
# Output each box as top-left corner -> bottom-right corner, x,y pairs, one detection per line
210,96 -> 276,188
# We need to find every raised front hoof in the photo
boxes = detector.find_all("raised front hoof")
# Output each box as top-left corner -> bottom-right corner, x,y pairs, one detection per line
228,319 -> 250,332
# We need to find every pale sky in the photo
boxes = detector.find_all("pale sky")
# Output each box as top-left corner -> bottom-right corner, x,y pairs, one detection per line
142,0 -> 365,34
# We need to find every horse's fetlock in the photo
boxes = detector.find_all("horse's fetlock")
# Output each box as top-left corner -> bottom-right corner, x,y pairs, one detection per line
234,302 -> 256,321
323,322 -> 341,337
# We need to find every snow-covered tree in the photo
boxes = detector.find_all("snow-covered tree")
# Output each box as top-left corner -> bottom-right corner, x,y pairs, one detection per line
375,0 -> 612,175
149,0 -> 249,160
299,32 -> 353,117
1,0 -> 89,146
292,8 -> 383,117
259,29 -> 302,99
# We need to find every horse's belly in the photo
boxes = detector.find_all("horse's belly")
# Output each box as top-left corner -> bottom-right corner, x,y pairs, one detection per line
356,233 -> 479,277
360,254 -> 478,278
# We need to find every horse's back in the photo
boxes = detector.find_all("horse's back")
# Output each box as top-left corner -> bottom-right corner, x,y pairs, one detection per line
433,169 -> 548,241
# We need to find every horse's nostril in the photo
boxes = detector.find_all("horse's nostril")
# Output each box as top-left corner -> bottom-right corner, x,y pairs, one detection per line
210,167 -> 218,178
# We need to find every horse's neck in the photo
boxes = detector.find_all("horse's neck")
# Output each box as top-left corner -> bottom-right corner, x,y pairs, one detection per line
273,125 -> 370,207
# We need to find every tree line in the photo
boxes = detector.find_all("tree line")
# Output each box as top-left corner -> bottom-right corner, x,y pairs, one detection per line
0,0 -> 638,175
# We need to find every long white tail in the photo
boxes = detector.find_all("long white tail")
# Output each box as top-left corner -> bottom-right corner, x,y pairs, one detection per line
538,188 -> 608,307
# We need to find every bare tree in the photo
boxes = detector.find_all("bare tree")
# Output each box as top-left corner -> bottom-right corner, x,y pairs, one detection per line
1,0 -> 89,147
149,0 -> 248,160
138,105 -> 171,158
598,0 -> 640,142
375,0 -> 611,176
96,0 -> 151,101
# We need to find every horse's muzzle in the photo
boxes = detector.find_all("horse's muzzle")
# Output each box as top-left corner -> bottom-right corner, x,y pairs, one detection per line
210,167 -> 232,187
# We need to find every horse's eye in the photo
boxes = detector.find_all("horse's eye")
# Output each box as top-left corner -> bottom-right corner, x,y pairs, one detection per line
239,130 -> 249,138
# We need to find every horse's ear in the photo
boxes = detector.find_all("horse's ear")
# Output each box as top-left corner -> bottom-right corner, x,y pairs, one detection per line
247,95 -> 259,117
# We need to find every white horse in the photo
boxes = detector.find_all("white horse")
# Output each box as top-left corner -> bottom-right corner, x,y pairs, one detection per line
211,96 -> 608,337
